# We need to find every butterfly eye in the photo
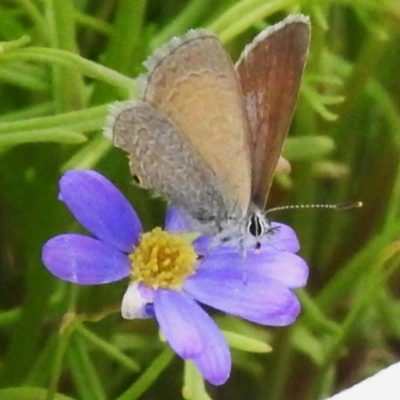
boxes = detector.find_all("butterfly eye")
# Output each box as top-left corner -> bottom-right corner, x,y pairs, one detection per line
247,211 -> 272,239
247,213 -> 264,237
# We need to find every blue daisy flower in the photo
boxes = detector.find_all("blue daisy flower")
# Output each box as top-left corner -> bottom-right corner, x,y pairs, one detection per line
42,169 -> 308,385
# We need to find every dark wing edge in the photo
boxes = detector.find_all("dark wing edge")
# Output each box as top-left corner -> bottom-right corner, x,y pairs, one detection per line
235,14 -> 310,209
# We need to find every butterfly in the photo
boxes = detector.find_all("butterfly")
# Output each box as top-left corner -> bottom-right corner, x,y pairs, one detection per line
105,14 -> 310,245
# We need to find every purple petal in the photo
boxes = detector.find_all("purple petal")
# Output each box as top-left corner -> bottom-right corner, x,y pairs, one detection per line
59,170 -> 142,252
165,205 -> 198,233
191,317 -> 231,386
184,264 -> 300,326
153,290 -> 204,357
245,250 -> 309,289
193,235 -> 213,255
195,248 -> 308,289
154,290 -> 231,385
42,234 -> 130,284
263,222 -> 300,253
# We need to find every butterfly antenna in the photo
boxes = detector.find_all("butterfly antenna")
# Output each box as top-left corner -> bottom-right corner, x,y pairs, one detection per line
266,201 -> 363,215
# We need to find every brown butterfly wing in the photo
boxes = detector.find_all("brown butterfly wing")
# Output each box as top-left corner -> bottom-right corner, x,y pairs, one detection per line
235,14 -> 310,209
139,30 -> 252,220
109,101 -> 229,224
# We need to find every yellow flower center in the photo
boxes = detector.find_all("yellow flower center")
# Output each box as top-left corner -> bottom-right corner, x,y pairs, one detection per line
129,227 -> 198,290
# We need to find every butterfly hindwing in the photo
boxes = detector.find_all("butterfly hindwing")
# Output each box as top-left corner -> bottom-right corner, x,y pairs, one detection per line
110,101 -> 229,224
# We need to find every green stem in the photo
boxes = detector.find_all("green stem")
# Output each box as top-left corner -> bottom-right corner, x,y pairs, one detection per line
61,134 -> 111,171
90,0 -> 147,104
115,348 -> 174,400
76,324 -> 140,372
1,48 -> 136,98
0,105 -> 107,146
45,320 -> 76,400
151,0 -> 211,48
74,11 -> 113,36
12,0 -> 48,42
0,104 -> 106,133
209,0 -> 295,41
46,0 -> 85,111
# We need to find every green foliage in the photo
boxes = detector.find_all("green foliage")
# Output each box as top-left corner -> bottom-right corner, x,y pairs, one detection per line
1,0 -> 400,399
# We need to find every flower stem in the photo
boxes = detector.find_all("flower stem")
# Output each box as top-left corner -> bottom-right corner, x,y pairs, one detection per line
1,48 -> 136,98
115,348 -> 174,400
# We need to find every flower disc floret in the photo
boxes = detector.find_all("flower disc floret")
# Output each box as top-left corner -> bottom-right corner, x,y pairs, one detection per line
130,227 -> 197,290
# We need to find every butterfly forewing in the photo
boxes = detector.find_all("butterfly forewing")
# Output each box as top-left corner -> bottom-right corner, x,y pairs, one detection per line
139,30 -> 253,220
235,14 -> 310,209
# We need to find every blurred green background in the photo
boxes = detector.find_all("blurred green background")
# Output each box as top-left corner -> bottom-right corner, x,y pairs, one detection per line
1,0 -> 400,399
